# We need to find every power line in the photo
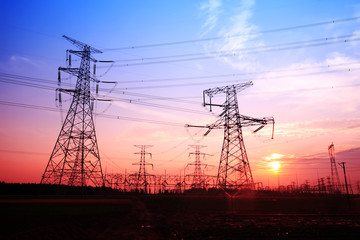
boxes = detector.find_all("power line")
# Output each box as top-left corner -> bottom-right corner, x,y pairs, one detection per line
0,72 -> 65,85
96,95 -> 210,116
0,75 -> 214,116
109,67 -> 360,90
96,113 -> 185,127
0,69 -> 360,118
112,34 -> 357,63
103,37 -> 360,67
2,61 -> 360,93
0,100 -> 61,112
0,100 -> 185,127
101,16 -> 360,51
248,82 -> 360,95
105,61 -> 360,85
2,68 -> 360,106
2,68 -> 360,116
113,91 -> 200,105
0,77 -> 57,91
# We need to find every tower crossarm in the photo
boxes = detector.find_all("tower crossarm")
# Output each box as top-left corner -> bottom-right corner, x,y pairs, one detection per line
203,81 -> 253,98
57,88 -> 77,96
132,162 -> 154,167
63,35 -> 101,63
239,115 -> 273,126
185,117 -> 224,136
202,81 -> 253,111
240,115 -> 275,139
68,50 -> 98,63
187,162 -> 208,167
59,67 -> 100,83
63,35 -> 102,54
58,67 -> 80,76
186,115 -> 274,137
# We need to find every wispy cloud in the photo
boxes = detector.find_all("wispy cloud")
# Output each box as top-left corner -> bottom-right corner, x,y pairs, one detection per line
200,0 -> 222,37
200,0 -> 260,71
275,118 -> 360,139
349,30 -> 360,47
10,55 -> 39,67
246,53 -> 360,121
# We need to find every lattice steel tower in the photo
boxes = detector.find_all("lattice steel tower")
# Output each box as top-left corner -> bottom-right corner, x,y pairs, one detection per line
328,143 -> 341,192
188,82 -> 274,190
41,35 -> 104,187
187,145 -> 210,188
132,145 -> 154,194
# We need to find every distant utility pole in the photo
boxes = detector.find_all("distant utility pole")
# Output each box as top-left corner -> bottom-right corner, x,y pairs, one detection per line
41,35 -> 104,187
328,143 -> 341,192
187,145 -> 211,189
132,145 -> 154,194
187,82 -> 274,191
338,162 -> 351,208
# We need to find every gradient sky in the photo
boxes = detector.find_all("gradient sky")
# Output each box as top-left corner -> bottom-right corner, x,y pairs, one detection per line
1,0 -> 360,188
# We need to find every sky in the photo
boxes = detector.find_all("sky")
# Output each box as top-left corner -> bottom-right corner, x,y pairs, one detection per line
1,0 -> 360,189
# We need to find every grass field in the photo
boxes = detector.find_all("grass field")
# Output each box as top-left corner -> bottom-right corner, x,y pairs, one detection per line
1,193 -> 360,239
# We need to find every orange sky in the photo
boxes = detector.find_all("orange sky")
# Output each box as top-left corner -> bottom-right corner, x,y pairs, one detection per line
1,0 -> 360,188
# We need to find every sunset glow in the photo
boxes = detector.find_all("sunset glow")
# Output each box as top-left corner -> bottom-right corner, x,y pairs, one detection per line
2,2 -> 360,239
0,0 -> 359,190
265,153 -> 284,161
269,161 -> 281,172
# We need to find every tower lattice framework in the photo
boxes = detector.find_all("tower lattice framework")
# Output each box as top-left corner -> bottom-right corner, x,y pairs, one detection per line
132,145 -> 154,194
41,35 -> 104,187
328,143 -> 341,192
187,145 -> 210,188
188,82 -> 274,190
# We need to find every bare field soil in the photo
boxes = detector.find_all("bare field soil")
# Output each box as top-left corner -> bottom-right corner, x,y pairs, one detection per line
1,194 -> 360,239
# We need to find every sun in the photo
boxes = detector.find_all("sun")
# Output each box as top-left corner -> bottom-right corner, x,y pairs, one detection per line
265,153 -> 284,173
269,161 -> 281,172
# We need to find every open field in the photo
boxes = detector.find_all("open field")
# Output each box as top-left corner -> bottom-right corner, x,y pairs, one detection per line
1,193 -> 360,239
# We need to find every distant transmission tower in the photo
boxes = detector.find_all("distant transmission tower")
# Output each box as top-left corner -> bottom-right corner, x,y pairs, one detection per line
41,35 -> 104,187
328,143 -> 341,192
187,82 -> 274,190
187,145 -> 211,189
132,145 -> 154,194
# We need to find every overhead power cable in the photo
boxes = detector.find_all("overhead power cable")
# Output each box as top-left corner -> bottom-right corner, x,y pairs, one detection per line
2,66 -> 359,103
101,16 -> 360,51
107,67 -> 360,90
96,113 -> 184,127
95,94 -> 209,116
0,75 -> 210,115
101,37 -> 360,67
113,34 -> 357,63
0,77 -> 57,91
2,61 -> 359,92
0,100 -> 185,127
109,61 -> 360,84
108,91 -> 200,105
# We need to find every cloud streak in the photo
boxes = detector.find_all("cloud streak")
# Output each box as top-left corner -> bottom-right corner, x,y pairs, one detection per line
200,0 -> 222,37
200,0 -> 261,71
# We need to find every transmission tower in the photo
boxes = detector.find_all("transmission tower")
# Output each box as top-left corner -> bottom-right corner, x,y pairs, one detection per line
187,82 -> 274,190
338,162 -> 351,208
187,145 -> 211,188
328,143 -> 341,192
41,35 -> 104,187
132,145 -> 154,194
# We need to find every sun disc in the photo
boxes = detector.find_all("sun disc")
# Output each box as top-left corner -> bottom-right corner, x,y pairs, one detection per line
269,161 -> 280,171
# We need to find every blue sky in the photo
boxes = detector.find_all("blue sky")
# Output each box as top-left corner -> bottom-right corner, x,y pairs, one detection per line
1,0 -> 360,187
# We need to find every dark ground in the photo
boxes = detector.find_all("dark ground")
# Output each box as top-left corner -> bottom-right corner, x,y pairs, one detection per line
1,185 -> 360,239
